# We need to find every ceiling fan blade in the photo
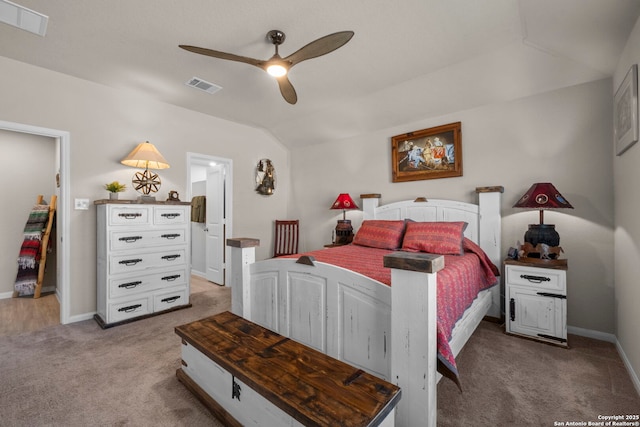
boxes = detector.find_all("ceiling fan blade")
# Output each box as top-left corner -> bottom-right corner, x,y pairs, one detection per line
284,31 -> 354,67
276,75 -> 298,104
179,45 -> 264,68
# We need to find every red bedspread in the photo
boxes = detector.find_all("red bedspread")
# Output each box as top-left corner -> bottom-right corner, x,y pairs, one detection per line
283,238 -> 498,386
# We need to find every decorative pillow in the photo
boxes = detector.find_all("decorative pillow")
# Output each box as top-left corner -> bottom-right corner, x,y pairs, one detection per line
401,221 -> 468,255
352,220 -> 406,250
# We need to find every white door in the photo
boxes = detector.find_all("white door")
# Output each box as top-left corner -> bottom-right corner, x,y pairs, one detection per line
205,165 -> 225,284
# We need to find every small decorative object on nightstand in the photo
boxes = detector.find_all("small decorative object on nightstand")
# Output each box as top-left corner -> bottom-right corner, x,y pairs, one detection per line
505,258 -> 568,347
324,243 -> 346,248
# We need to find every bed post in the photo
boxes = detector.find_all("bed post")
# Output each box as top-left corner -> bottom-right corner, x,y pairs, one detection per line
226,238 -> 259,318
384,252 -> 445,427
361,193 -> 381,219
476,186 -> 504,318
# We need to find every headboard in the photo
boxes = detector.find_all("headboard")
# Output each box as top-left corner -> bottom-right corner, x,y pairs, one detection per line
360,187 -> 503,270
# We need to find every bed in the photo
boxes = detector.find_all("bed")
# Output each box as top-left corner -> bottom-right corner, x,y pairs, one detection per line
225,186 -> 503,427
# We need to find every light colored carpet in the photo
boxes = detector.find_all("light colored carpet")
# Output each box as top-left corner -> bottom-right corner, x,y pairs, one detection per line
2,285 -> 638,426
0,286 -> 230,427
437,321 -> 640,426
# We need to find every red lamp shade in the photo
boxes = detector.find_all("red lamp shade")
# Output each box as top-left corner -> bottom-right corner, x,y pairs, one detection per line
330,193 -> 360,212
513,182 -> 573,248
330,193 -> 359,245
513,183 -> 573,211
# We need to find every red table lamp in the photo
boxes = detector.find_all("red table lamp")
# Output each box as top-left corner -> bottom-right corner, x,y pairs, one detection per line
330,193 -> 359,244
513,182 -> 573,248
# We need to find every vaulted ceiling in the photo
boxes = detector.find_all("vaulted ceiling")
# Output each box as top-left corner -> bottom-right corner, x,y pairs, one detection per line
1,0 -> 639,148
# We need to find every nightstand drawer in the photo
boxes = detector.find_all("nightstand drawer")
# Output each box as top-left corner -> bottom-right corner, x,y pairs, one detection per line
506,264 -> 565,293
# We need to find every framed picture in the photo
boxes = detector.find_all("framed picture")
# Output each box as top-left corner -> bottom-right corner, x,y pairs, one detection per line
391,122 -> 462,182
614,64 -> 638,156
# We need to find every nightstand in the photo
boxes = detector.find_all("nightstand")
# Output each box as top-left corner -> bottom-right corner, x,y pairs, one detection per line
504,258 -> 568,347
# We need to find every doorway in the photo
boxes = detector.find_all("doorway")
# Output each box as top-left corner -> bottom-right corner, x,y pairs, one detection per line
0,120 -> 70,325
186,153 -> 233,286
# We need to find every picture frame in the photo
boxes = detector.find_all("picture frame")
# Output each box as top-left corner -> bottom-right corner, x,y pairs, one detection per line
614,64 -> 638,156
391,122 -> 462,182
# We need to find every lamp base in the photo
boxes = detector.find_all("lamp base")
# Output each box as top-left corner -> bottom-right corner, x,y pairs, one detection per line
524,224 -> 560,247
335,220 -> 354,245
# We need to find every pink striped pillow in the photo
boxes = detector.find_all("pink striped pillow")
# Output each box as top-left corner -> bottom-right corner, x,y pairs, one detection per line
401,221 -> 468,255
353,220 -> 406,250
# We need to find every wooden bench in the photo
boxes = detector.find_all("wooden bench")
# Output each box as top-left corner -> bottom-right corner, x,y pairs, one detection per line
175,311 -> 401,426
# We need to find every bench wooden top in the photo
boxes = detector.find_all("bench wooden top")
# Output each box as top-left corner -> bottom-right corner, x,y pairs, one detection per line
175,311 -> 401,427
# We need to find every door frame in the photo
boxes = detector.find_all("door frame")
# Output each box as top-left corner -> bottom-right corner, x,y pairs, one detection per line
0,120 -> 71,324
186,152 -> 233,285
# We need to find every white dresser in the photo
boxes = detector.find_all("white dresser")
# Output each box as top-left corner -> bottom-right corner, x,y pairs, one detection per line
95,201 -> 192,328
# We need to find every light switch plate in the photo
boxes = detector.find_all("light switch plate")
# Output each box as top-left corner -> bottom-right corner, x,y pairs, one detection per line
74,198 -> 90,210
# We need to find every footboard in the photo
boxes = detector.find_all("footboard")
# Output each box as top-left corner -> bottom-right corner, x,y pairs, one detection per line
227,238 -> 444,427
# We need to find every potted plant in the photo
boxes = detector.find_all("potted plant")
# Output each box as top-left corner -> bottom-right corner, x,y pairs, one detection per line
104,181 -> 126,200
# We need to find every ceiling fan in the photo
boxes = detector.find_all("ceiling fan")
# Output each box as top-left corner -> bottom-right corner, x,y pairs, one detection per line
179,30 -> 354,104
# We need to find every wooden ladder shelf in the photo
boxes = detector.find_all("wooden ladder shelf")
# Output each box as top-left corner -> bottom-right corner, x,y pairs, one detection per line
13,194 -> 57,299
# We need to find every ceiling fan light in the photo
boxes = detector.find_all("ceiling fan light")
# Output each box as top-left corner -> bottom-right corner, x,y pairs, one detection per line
266,63 -> 287,77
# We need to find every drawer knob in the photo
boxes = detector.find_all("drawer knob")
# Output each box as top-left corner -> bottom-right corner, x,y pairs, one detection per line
161,233 -> 181,239
536,292 -> 566,299
161,274 -> 181,281
161,254 -> 181,261
119,236 -> 143,243
161,295 -> 181,304
118,281 -> 142,289
520,274 -> 550,283
118,213 -> 142,219
161,213 -> 181,219
119,258 -> 143,266
118,304 -> 142,313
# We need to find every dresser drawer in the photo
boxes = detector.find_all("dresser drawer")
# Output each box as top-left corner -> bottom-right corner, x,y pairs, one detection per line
110,248 -> 186,275
109,268 -> 188,299
109,206 -> 151,226
108,297 -> 151,323
110,228 -> 187,251
154,287 -> 188,312
506,264 -> 565,293
154,206 -> 188,226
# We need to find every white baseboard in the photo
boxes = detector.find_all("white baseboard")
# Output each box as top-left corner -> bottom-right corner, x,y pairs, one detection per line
568,325 -> 616,343
616,340 -> 640,397
191,270 -> 206,278
568,325 -> 640,397
0,291 -> 14,299
65,311 -> 96,324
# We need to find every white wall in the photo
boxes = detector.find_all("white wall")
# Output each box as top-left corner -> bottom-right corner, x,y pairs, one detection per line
290,78 -> 615,335
0,56 -> 289,317
0,130 -> 57,296
613,15 -> 640,391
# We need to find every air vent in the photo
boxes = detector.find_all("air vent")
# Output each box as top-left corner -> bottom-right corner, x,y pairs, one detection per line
0,0 -> 48,36
185,77 -> 222,95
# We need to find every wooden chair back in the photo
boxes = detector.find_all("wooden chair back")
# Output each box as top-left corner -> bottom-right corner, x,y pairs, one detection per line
273,220 -> 299,257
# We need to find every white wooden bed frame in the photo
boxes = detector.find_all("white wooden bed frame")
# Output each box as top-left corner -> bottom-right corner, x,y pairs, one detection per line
226,186 -> 503,427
